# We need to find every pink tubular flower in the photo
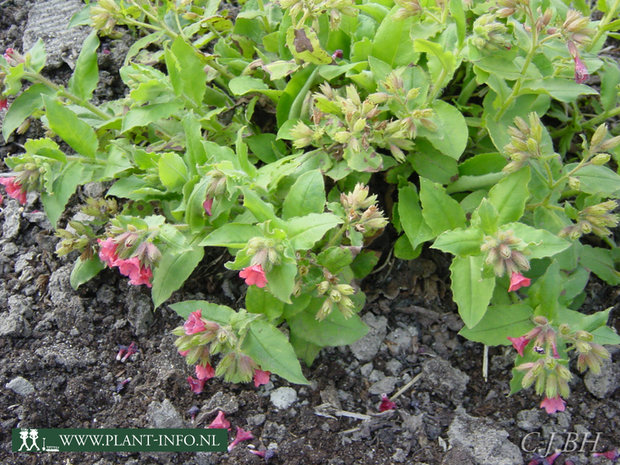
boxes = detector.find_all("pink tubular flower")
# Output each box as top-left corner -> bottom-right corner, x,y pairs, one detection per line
253,369 -> 270,387
184,309 -> 206,335
3,48 -> 14,60
187,376 -> 206,394
0,177 -> 27,205
97,238 -> 119,267
178,349 -> 189,357
378,393 -> 397,412
0,99 -> 8,111
540,396 -> 566,414
228,426 -> 254,452
239,264 -> 267,288
574,56 -> 589,84
207,411 -> 231,430
116,256 -> 152,287
508,272 -> 531,292
203,197 -> 213,216
196,363 -> 215,380
507,336 -> 530,357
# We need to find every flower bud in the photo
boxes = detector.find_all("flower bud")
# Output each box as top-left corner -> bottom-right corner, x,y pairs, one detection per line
567,177 -> 580,190
591,153 -> 610,165
545,373 -> 558,399
499,243 -> 512,259
317,281 -> 330,295
590,124 -> 608,150
599,135 -> 620,152
533,315 -> 549,325
316,299 -> 333,321
368,92 -> 390,104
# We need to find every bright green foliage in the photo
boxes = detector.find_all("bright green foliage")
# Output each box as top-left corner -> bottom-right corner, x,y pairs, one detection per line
1,0 -> 619,404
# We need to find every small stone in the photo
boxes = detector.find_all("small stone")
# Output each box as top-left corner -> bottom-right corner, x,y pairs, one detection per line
368,376 -> 398,395
386,359 -> 403,376
247,414 -> 266,427
5,376 -> 35,396
204,391 -> 239,414
584,359 -> 620,399
2,242 -> 19,257
2,201 -> 21,239
270,387 -> 297,409
125,287 -> 153,336
360,362 -> 373,377
419,358 -> 469,403
516,408 -> 545,432
0,313 -> 29,337
8,295 -> 33,318
148,399 -> 184,428
350,313 -> 387,361
386,327 -> 417,355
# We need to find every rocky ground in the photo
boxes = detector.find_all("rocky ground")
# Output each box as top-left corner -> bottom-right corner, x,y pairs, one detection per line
1,1 -> 619,464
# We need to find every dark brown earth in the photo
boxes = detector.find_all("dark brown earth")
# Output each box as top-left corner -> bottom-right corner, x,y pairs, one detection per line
1,2 -> 619,465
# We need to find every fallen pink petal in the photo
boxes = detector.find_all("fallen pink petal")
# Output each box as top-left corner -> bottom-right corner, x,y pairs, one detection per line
378,393 -> 397,412
253,369 -> 270,387
508,272 -> 531,292
187,376 -> 206,394
593,449 -> 620,460
207,410 -> 231,430
540,396 -> 566,414
0,98 -> 8,111
228,426 -> 254,452
239,264 -> 267,288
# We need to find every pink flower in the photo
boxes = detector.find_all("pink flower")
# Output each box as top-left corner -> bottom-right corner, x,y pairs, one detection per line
253,369 -> 270,387
378,393 -> 397,412
207,411 -> 230,430
3,48 -> 14,60
508,272 -> 531,292
540,396 -> 566,414
0,99 -> 8,111
116,256 -> 153,287
527,451 -> 561,465
98,238 -> 119,267
593,450 -> 619,460
507,336 -> 530,357
187,376 -> 206,394
332,49 -> 343,59
203,197 -> 213,216
574,56 -> 589,84
184,309 -> 206,335
178,349 -> 189,357
0,177 -> 27,204
196,363 -> 215,380
239,264 -> 267,288
228,426 -> 254,452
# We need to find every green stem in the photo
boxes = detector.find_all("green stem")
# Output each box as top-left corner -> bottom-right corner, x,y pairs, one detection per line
425,67 -> 447,106
325,222 -> 349,249
66,155 -> 107,165
256,0 -> 272,33
23,72 -> 112,121
588,0 -> 620,51
583,105 -> 620,128
496,9 -> 539,119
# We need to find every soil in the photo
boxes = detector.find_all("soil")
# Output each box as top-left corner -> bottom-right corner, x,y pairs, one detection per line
1,2 -> 619,465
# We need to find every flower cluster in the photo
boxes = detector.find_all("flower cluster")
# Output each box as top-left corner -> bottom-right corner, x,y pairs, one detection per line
98,236 -> 158,287
174,310 -> 271,388
480,230 -> 530,280
503,113 -> 544,173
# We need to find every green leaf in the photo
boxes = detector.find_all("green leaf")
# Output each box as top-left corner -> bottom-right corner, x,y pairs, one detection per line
488,167 -> 530,224
70,256 -> 105,290
591,326 -> 620,346
398,184 -> 434,249
288,300 -> 368,346
200,223 -> 262,248
317,247 -> 353,274
371,8 -> 416,67
185,177 -> 209,232
565,163 -> 620,197
265,261 -> 298,303
350,250 -> 380,278
459,303 -> 534,346
528,261 -> 561,321
417,100 -> 468,160
471,198 -> 499,234
449,0 -> 466,47
165,36 -> 207,104
121,101 -> 183,133
432,227 -> 484,257
246,286 -> 285,321
169,300 -> 235,324
243,319 -> 309,384
2,84 -> 55,139
152,246 -> 204,308
43,95 -> 98,158
285,213 -> 342,250
409,139 -> 459,184
27,39 -> 46,73
414,38 -> 456,77
242,188 -> 278,223
158,152 -> 188,190
285,26 -> 332,65
579,244 -> 620,285
420,177 -> 466,235
557,307 -> 615,337
282,170 -> 326,219
182,113 -> 207,170
290,332 -> 322,366
505,223 -> 571,259
522,78 -> 598,103
263,60 -> 300,81
41,162 -> 86,226
450,255 -> 495,328
229,76 -> 269,95
68,30 -> 100,101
